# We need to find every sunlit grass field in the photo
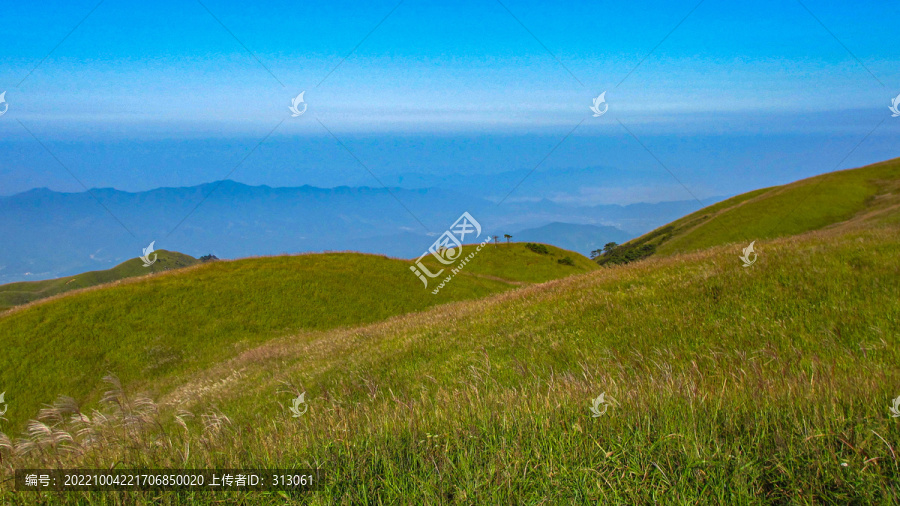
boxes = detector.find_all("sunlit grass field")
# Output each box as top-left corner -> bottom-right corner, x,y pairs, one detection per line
0,246 -> 593,433
417,240 -> 598,284
2,220 -> 898,504
3,159 -> 899,504
0,251 -> 199,312
627,157 -> 900,257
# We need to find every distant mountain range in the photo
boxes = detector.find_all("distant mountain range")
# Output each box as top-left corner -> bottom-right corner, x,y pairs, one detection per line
0,181 -> 723,283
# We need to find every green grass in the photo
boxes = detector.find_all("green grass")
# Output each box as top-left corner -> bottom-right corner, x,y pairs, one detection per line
2,161 -> 900,504
0,247 -> 590,433
2,218 -> 899,504
611,157 -> 900,259
418,241 -> 598,284
0,250 -> 199,312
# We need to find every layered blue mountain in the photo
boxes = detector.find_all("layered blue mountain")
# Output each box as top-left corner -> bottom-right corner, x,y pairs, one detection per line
0,181 -> 721,283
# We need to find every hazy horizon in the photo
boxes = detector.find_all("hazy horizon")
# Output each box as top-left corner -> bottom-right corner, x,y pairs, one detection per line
2,0 -> 898,206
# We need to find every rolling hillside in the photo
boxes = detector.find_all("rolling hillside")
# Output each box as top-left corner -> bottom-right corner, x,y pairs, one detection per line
1,161 -> 899,503
0,244 -> 595,432
2,211 -> 898,503
0,250 -> 200,312
418,241 -> 598,284
600,157 -> 900,264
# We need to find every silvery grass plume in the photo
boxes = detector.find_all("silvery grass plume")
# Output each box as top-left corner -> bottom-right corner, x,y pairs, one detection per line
199,412 -> 232,451
0,375 -> 235,469
7,395 -> 83,461
2,377 -> 152,463
173,409 -> 196,464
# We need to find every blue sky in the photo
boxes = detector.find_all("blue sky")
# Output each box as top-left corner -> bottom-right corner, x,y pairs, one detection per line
0,0 -> 898,200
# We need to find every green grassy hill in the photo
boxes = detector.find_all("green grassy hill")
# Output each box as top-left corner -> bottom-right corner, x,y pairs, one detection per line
0,244 -> 594,432
418,241 -> 598,284
600,157 -> 900,264
0,250 -> 200,312
3,216 -> 897,503
1,161 -> 899,503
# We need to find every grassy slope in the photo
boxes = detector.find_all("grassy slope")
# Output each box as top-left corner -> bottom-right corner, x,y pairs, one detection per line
4,218 -> 897,504
3,161 -> 900,503
619,157 -> 900,257
0,245 -> 593,431
418,241 -> 598,284
0,250 -> 199,312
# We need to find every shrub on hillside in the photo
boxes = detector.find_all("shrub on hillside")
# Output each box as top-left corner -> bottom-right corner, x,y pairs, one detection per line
596,226 -> 672,266
199,254 -> 219,262
597,243 -> 657,266
557,256 -> 575,266
525,243 -> 549,255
